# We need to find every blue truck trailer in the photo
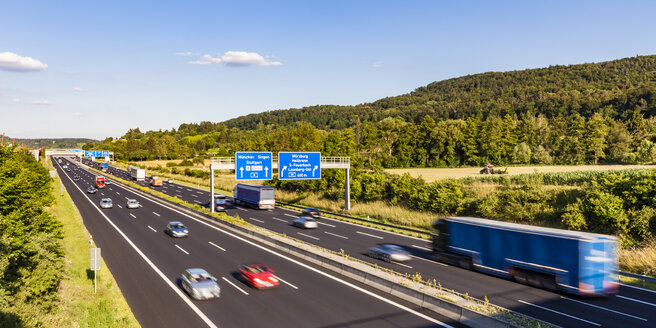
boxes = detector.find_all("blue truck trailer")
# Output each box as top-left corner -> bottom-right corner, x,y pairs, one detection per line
432,217 -> 618,296
233,183 -> 275,209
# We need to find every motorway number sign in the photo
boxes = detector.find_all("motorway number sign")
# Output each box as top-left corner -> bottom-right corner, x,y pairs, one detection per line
90,248 -> 101,271
235,152 -> 273,180
278,152 -> 321,180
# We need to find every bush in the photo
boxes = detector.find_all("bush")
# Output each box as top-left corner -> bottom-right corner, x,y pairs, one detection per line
584,191 -> 628,234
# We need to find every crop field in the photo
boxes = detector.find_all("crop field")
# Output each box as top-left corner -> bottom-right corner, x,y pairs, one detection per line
386,165 -> 656,182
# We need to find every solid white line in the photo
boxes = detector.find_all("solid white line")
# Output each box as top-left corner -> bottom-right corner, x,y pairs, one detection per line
129,213 -> 136,218
620,283 -> 656,294
222,277 -> 249,295
284,213 -> 297,218
317,221 -> 336,227
561,296 -> 647,321
147,225 -> 157,232
110,177 -> 453,328
518,300 -> 600,326
237,207 -> 248,211
53,161 -> 217,328
410,255 -> 448,266
617,295 -> 656,307
175,244 -> 190,255
271,217 -> 288,223
273,275 -> 298,289
297,232 -> 319,240
396,262 -> 413,269
153,212 -> 160,216
248,217 -> 264,223
208,241 -> 226,251
412,244 -> 432,251
324,231 -> 348,239
356,231 -> 384,239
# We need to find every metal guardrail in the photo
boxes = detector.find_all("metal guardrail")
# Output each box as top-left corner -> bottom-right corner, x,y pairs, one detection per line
619,271 -> 656,288
277,201 -> 434,237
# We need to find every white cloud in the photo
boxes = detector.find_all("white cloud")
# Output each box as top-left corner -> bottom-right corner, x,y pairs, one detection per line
187,51 -> 282,67
31,100 -> 51,105
12,98 -> 20,103
372,61 -> 383,68
73,87 -> 83,92
0,52 -> 48,72
175,51 -> 193,56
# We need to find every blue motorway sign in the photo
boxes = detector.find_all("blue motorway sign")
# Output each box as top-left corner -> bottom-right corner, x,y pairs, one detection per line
278,152 -> 321,180
235,152 -> 273,180
84,150 -> 109,157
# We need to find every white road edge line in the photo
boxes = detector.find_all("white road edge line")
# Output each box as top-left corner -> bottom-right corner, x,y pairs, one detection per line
53,160 -> 218,328
356,231 -> 384,239
324,231 -> 348,239
396,262 -> 413,269
411,244 -> 432,251
175,244 -> 190,255
208,241 -> 226,251
410,255 -> 448,266
271,217 -> 288,223
109,174 -> 454,328
147,225 -> 157,232
518,300 -> 600,326
560,296 -> 647,321
317,221 -> 336,227
273,275 -> 298,289
297,232 -> 319,240
620,283 -> 656,294
616,295 -> 656,307
249,217 -> 264,223
222,277 -> 249,295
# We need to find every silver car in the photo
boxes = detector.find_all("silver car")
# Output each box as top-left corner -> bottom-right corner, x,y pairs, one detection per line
181,268 -> 221,300
368,244 -> 411,263
166,221 -> 189,237
293,216 -> 318,229
126,199 -> 141,209
100,198 -> 113,209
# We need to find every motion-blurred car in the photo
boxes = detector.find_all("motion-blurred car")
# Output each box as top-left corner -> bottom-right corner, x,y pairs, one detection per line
126,199 -> 141,209
214,194 -> 227,211
165,221 -> 188,237
87,186 -> 97,194
166,178 -> 173,184
99,198 -> 113,209
292,216 -> 318,229
180,268 -> 221,300
238,264 -> 279,289
368,244 -> 411,263
105,179 -> 112,185
301,208 -> 321,218
73,175 -> 80,181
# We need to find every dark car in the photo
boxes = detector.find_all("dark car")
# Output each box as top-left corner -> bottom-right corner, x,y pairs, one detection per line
368,244 -> 411,263
73,175 -> 80,181
301,208 -> 321,218
166,221 -> 188,237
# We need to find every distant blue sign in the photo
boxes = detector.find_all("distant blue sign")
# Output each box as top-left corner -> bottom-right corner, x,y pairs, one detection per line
68,149 -> 84,153
235,152 -> 273,180
84,150 -> 109,157
278,152 -> 321,180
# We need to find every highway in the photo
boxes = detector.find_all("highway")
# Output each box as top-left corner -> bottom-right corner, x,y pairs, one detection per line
54,157 -> 463,328
83,158 -> 656,328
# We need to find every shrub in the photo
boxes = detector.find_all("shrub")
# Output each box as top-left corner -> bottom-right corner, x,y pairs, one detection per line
583,191 -> 628,234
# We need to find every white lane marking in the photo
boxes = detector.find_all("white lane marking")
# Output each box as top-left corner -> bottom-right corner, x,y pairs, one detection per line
617,295 -> 656,307
271,217 -> 288,223
297,232 -> 319,240
175,244 -> 190,255
129,213 -> 136,218
52,163 -> 218,328
396,262 -> 413,269
222,277 -> 249,295
187,188 -> 193,191
192,194 -> 198,197
111,180 -> 454,328
518,300 -> 600,326
197,191 -> 203,194
117,204 -> 122,208
100,192 -> 104,195
125,196 -> 130,200
153,212 -> 160,216
412,244 -> 432,251
317,221 -> 336,227
324,231 -> 348,239
620,283 -> 656,294
248,217 -> 264,223
147,225 -> 157,232
561,296 -> 647,321
284,213 -> 296,218
176,194 -> 183,197
208,241 -> 226,251
194,200 -> 202,203
273,275 -> 298,289
116,192 -> 120,195
237,207 -> 248,211
356,231 -> 384,239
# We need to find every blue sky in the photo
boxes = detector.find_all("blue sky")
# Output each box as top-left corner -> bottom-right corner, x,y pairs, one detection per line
2,0 -> 656,140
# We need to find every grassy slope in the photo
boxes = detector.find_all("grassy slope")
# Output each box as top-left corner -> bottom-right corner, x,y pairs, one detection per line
44,168 -> 140,328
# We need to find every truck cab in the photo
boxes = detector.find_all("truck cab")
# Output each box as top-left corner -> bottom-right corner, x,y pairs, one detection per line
95,176 -> 106,189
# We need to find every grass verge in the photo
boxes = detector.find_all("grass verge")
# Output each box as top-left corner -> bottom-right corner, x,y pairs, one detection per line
44,170 -> 140,328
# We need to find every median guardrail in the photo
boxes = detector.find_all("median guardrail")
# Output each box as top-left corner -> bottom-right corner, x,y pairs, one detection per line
619,271 -> 656,288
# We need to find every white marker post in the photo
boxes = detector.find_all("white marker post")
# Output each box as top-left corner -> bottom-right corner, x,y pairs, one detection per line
90,248 -> 101,294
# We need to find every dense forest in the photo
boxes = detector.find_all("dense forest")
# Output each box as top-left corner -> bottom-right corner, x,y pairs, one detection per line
85,55 -> 656,168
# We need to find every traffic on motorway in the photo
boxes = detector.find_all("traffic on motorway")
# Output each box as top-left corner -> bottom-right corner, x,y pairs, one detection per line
54,156 -> 462,328
74,156 -> 656,328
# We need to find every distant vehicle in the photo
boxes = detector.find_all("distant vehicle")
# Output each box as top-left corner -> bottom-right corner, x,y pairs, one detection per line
65,167 -> 71,172
128,166 -> 146,181
301,208 -> 321,218
432,217 -> 619,296
368,244 -> 411,263
166,178 -> 173,184
58,159 -> 62,164
87,186 -> 97,194
214,194 -> 227,211
151,177 -> 163,187
105,179 -> 112,185
101,162 -> 109,172
126,199 -> 141,209
181,268 -> 221,300
238,264 -> 279,289
293,216 -> 318,229
233,184 -> 275,210
165,221 -> 188,237
99,198 -> 113,209
73,175 -> 80,181
95,176 -> 106,189
480,164 -> 507,174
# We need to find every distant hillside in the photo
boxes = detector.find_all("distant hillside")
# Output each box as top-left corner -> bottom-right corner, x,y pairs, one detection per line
4,138 -> 98,149
222,55 -> 656,130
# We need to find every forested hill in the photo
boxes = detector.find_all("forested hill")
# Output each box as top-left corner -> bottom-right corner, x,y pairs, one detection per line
7,138 -> 97,149
223,55 -> 656,130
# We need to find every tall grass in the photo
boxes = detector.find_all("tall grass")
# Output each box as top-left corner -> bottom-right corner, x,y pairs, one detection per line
619,240 -> 656,276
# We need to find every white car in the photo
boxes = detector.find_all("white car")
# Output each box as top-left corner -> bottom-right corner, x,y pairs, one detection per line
100,198 -> 113,209
126,199 -> 141,209
293,216 -> 318,229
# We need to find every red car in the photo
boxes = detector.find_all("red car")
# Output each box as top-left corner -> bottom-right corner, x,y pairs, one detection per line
239,264 -> 279,289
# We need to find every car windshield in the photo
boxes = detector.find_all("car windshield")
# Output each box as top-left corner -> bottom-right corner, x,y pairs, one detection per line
171,223 -> 185,229
304,217 -> 316,222
128,200 -> 137,204
190,272 -> 212,283
245,265 -> 268,273
383,245 -> 404,252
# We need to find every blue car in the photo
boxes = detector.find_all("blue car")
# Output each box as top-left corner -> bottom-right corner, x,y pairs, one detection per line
166,221 -> 188,237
